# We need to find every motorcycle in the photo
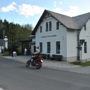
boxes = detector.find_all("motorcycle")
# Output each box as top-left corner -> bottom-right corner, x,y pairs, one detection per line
26,55 -> 43,69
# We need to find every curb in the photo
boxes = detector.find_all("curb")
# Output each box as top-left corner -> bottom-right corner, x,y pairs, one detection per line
2,56 -> 90,74
2,56 -> 79,70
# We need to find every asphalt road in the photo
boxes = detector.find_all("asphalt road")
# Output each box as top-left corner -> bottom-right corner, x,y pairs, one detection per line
0,57 -> 90,90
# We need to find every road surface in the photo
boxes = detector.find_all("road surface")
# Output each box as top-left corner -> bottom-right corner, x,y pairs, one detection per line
0,57 -> 90,90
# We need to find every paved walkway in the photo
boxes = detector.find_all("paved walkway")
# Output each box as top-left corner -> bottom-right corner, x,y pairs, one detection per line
2,56 -> 90,74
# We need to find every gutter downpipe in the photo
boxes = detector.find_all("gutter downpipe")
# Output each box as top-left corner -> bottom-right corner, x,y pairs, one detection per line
77,29 -> 81,61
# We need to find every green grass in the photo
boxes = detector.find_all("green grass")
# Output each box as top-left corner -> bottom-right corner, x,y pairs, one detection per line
71,61 -> 90,66
0,51 -> 11,56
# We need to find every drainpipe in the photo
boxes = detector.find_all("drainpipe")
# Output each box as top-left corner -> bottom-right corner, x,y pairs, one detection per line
77,29 -> 81,61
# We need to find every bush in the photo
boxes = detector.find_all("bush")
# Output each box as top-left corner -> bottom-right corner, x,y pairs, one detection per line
2,51 -> 11,56
16,46 -> 23,55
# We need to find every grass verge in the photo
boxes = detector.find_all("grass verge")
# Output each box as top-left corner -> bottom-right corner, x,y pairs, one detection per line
71,61 -> 90,66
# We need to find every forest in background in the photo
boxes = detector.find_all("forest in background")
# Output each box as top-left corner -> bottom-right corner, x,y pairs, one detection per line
0,19 -> 32,55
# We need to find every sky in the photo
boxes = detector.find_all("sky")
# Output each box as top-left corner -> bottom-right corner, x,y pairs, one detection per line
0,0 -> 90,28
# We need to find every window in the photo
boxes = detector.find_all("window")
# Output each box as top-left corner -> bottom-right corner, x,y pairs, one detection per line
40,42 -> 42,53
49,21 -> 52,31
46,22 -> 48,31
84,42 -> 87,53
46,21 -> 52,32
84,25 -> 86,30
47,42 -> 51,53
56,21 -> 59,30
40,26 -> 42,33
56,41 -> 60,54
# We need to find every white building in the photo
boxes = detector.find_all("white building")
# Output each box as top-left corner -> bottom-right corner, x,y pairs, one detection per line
31,10 -> 90,62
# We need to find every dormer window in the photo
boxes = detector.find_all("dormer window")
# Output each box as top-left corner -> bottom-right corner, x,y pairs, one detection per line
56,21 -> 59,30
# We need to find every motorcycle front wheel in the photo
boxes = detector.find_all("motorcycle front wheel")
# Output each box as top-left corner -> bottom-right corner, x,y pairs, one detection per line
36,63 -> 42,69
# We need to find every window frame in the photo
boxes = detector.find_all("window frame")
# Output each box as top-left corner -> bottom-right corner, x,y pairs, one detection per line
84,24 -> 86,30
49,21 -> 52,31
39,42 -> 43,53
56,41 -> 60,54
84,41 -> 87,53
47,42 -> 51,53
46,22 -> 48,32
56,21 -> 59,30
40,26 -> 42,33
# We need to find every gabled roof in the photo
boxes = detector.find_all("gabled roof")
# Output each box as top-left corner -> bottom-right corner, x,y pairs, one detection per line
32,10 -> 90,35
73,13 -> 90,29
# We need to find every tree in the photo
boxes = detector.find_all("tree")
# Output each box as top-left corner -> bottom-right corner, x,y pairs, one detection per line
0,19 -> 32,54
23,24 -> 33,31
0,20 -> 5,38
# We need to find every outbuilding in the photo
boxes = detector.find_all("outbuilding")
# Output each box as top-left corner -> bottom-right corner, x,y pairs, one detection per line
31,10 -> 90,62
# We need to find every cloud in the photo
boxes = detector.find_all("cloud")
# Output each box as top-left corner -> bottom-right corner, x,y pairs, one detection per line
0,2 -> 17,12
0,2 -> 44,17
17,4 -> 44,17
53,6 -> 80,16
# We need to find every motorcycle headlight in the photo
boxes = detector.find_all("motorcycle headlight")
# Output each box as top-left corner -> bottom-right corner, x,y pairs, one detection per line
41,60 -> 43,62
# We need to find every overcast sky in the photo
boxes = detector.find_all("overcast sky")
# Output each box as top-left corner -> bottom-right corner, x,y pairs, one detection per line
0,0 -> 90,28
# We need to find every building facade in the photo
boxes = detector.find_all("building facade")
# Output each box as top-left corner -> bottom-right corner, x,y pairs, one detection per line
31,10 -> 90,62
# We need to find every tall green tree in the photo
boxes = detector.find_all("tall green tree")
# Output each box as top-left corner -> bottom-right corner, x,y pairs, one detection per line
0,19 -> 32,53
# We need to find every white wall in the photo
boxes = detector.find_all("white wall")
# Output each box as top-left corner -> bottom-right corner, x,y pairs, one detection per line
35,16 -> 67,57
34,15 -> 80,61
67,30 -> 77,58
80,19 -> 90,61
